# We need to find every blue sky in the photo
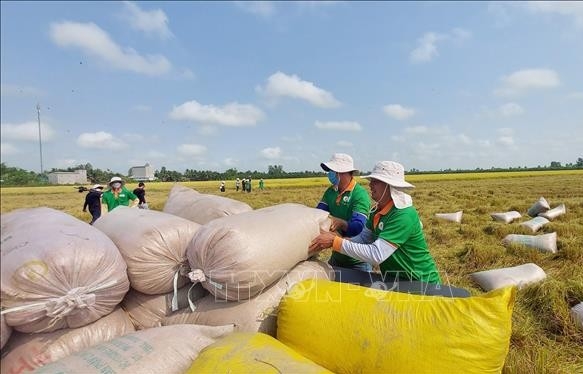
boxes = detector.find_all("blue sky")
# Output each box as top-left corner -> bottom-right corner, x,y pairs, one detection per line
1,1 -> 582,174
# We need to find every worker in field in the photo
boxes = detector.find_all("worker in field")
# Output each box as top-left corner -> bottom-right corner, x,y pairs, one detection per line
133,182 -> 148,209
102,176 -> 138,212
82,184 -> 104,224
315,153 -> 372,272
309,160 -> 441,284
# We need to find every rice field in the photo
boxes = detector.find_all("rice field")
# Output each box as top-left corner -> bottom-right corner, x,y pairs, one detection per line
1,169 -> 582,373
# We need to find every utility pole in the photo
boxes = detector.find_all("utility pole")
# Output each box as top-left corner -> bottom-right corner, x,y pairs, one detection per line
36,103 -> 44,174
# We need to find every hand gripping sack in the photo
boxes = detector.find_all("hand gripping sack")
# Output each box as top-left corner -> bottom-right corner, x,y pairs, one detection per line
33,324 -> 234,374
0,208 -> 129,333
277,279 -> 515,374
186,203 -> 331,300
94,207 -> 201,295
0,308 -> 134,373
163,184 -> 252,224
163,260 -> 334,337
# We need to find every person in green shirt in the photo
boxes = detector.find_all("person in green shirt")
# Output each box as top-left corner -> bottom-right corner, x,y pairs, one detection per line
316,153 -> 371,272
310,160 -> 441,284
101,176 -> 138,212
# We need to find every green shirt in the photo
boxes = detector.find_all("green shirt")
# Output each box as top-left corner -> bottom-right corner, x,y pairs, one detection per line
368,205 -> 441,284
102,187 -> 137,212
321,180 -> 371,267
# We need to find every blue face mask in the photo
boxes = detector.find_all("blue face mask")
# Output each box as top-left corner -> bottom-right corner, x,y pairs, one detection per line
327,171 -> 339,186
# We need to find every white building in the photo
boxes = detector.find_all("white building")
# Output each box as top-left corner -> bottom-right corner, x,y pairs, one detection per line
47,169 -> 88,185
129,163 -> 155,181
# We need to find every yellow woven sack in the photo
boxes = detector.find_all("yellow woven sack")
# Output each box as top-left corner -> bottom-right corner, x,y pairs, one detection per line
277,279 -> 515,374
186,332 -> 332,374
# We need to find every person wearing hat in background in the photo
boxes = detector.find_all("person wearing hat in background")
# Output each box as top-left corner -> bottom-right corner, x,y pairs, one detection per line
82,184 -> 104,225
133,182 -> 148,209
316,153 -> 372,272
101,176 -> 138,212
310,161 -> 441,284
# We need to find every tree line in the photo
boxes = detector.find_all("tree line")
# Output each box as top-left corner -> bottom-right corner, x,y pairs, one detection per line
1,158 -> 582,186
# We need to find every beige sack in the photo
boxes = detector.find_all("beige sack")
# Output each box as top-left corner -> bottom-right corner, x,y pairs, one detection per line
163,184 -> 252,224
435,210 -> 463,223
94,207 -> 201,295
0,308 -> 134,373
1,314 -> 11,350
163,260 -> 334,337
470,263 -> 546,291
490,211 -> 522,224
527,197 -> 550,217
502,232 -> 557,253
122,284 -> 207,330
538,204 -> 566,221
571,302 -> 583,330
33,324 -> 234,374
519,216 -> 550,233
186,203 -> 331,300
0,208 -> 129,333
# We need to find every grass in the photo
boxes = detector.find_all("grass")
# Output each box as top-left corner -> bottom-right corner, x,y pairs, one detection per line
1,170 -> 582,373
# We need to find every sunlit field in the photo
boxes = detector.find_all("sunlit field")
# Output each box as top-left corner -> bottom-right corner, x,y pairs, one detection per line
1,170 -> 582,373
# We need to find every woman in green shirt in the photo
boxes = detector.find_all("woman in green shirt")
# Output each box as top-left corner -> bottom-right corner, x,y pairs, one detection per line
101,176 -> 138,212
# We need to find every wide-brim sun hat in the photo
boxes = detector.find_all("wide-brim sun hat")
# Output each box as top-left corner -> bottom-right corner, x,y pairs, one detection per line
362,161 -> 415,209
109,176 -> 123,185
320,153 -> 357,173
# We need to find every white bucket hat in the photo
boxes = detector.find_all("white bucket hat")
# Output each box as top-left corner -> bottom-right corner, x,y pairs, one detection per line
320,153 -> 357,173
362,161 -> 415,209
109,176 -> 123,185
92,184 -> 103,190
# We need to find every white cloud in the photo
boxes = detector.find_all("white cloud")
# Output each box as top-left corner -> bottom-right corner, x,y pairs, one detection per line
169,100 -> 264,126
1,84 -> 43,97
383,104 -> 415,120
567,91 -> 583,99
146,150 -> 166,159
181,68 -> 195,80
234,1 -> 276,18
1,121 -> 55,141
258,72 -> 341,108
410,28 -> 471,63
121,1 -> 173,39
497,127 -> 514,136
495,68 -> 560,97
0,143 -> 19,156
314,121 -> 362,131
198,125 -> 219,135
497,136 -> 515,146
177,144 -> 207,157
499,102 -> 525,116
336,140 -> 353,147
261,147 -> 282,159
524,1 -> 583,29
224,158 -> 238,167
391,135 -> 405,143
404,125 -> 429,134
77,131 -> 128,149
49,21 -> 172,76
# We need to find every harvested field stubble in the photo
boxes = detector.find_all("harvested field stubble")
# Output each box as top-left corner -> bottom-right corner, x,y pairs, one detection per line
1,170 -> 582,373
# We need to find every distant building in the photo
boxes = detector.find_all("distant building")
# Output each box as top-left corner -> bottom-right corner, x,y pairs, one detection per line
129,163 -> 155,181
47,169 -> 88,185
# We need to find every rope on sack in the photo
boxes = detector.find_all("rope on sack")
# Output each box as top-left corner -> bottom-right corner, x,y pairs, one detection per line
0,279 -> 118,318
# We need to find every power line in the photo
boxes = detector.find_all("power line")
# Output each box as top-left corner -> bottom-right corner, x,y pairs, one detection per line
36,103 -> 44,174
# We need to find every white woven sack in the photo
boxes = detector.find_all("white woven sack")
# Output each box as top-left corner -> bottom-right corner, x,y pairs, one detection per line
571,302 -> 583,330
94,206 -> 201,295
1,314 -> 11,350
519,216 -> 550,233
33,324 -> 234,374
502,232 -> 557,253
186,203 -> 331,300
163,184 -> 252,225
122,284 -> 207,330
0,308 -> 134,373
470,263 -> 546,291
435,210 -> 463,223
538,204 -> 566,221
527,197 -> 550,217
163,260 -> 334,337
490,211 -> 522,224
0,207 -> 129,334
